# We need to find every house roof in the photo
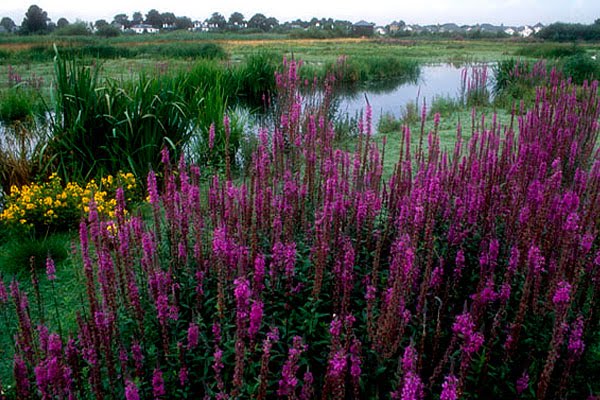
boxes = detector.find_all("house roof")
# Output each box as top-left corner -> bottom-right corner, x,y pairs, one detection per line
354,20 -> 374,27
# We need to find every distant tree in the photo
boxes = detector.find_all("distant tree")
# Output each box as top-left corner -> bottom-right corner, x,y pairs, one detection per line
96,24 -> 121,37
248,13 -> 268,31
95,19 -> 109,29
54,20 -> 91,36
266,17 -> 279,31
0,17 -> 16,33
595,18 -> 600,26
161,12 -> 176,27
228,12 -> 245,29
131,11 -> 143,26
207,12 -> 226,30
57,17 -> 69,28
174,16 -> 192,30
537,22 -> 600,41
21,5 -> 50,35
288,19 -> 308,29
145,9 -> 163,28
113,13 -> 130,28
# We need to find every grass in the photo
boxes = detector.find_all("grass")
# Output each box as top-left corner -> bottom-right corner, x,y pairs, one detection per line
0,232 -> 84,388
372,105 -> 514,178
0,38 -> 540,92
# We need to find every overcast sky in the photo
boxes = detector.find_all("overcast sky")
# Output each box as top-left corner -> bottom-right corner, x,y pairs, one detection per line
2,0 -> 599,27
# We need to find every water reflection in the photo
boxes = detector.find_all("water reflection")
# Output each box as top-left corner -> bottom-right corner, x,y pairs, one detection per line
335,64 -> 466,125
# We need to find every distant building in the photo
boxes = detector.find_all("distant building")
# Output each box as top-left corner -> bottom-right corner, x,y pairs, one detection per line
353,20 -> 375,36
375,26 -> 387,35
533,23 -> 544,34
440,23 -> 460,33
131,24 -> 159,34
518,25 -> 534,37
191,20 -> 209,32
388,21 -> 404,34
504,27 -> 516,35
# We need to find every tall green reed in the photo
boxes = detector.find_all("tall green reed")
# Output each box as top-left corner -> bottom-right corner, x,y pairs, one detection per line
47,53 -> 191,181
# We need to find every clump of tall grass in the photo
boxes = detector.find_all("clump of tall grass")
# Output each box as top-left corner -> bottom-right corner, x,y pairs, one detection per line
377,111 -> 404,133
0,83 -> 47,195
515,43 -> 585,59
400,100 -> 420,125
46,51 -> 275,181
429,95 -> 463,116
299,55 -> 420,85
48,54 -> 192,181
492,59 -> 560,108
0,42 -> 228,63
231,52 -> 279,107
130,42 -> 227,60
0,87 -> 43,124
0,234 -> 69,274
0,121 -> 47,196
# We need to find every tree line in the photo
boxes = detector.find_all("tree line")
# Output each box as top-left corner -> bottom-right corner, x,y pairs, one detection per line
0,4 -> 355,37
536,19 -> 600,41
3,4 -> 599,40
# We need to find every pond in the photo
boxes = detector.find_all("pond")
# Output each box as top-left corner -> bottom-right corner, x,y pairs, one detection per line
334,63 -> 471,126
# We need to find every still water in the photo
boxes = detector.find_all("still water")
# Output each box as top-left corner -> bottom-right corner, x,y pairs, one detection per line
335,64 -> 467,125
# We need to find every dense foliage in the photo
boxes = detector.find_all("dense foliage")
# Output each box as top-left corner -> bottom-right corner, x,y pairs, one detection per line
536,21 -> 600,42
0,59 -> 598,399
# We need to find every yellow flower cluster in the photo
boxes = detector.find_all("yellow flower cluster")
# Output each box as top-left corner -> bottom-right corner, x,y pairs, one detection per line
0,172 -> 137,231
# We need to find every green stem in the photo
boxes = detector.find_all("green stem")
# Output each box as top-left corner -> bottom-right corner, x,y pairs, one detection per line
51,281 -> 63,337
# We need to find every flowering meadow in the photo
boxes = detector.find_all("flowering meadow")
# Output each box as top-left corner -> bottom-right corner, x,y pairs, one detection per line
0,59 -> 599,399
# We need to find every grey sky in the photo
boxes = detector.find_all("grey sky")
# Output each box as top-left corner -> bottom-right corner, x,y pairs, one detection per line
2,0 -> 599,27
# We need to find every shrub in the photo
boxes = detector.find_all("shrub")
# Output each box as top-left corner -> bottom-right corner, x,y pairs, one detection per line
562,53 -> 600,84
52,22 -> 92,36
95,24 -> 121,38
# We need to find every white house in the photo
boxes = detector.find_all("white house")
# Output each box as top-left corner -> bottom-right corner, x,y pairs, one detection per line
375,26 -> 387,35
518,25 -> 534,37
504,27 -> 516,36
131,24 -> 159,34
191,20 -> 209,32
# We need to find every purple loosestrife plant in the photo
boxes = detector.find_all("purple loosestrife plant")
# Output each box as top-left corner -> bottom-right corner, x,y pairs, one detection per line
125,379 -> 140,400
153,368 -> 166,399
440,375 -> 459,400
278,336 -> 307,397
2,59 -> 599,399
